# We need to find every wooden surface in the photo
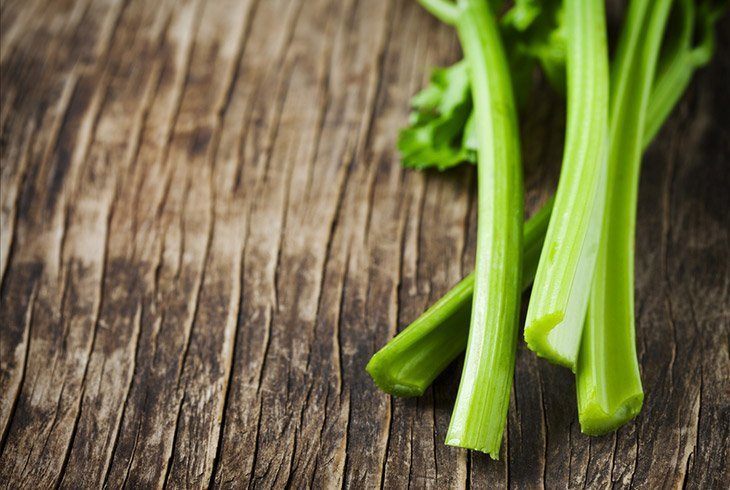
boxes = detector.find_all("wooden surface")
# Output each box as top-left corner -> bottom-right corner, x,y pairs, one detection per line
1,0 -> 728,487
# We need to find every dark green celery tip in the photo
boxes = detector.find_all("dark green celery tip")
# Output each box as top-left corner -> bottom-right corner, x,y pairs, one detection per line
365,357 -> 425,398
579,393 -> 644,436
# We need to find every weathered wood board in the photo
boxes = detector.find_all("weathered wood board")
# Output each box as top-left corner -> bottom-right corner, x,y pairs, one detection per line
0,0 -> 728,487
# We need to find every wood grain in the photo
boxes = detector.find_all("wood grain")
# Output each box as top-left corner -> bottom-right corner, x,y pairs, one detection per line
1,0 -> 728,488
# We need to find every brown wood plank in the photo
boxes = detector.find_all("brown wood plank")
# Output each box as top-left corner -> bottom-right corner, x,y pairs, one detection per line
0,0 -> 728,488
0,1 -> 127,485
58,1 -> 205,486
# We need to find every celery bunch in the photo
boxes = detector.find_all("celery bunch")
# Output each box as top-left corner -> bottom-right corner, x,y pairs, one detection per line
367,0 -> 725,459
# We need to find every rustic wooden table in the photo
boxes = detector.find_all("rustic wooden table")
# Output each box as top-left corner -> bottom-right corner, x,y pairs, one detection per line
1,0 -> 728,488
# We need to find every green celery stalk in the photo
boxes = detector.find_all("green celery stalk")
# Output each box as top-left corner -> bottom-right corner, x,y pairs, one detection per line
444,0 -> 524,459
523,0 -> 610,371
366,199 -> 553,397
576,0 -> 673,436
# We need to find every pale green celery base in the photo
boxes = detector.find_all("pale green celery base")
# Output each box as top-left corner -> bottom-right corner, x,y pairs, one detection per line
365,274 -> 472,397
366,325 -> 468,397
523,313 -> 575,369
365,361 -> 425,398
444,436 -> 500,460
365,322 -> 468,398
578,393 -> 643,436
525,194 -> 607,373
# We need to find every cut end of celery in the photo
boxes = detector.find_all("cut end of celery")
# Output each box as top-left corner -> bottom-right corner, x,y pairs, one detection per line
523,312 -> 578,371
578,392 -> 644,436
444,436 -> 501,460
365,358 -> 425,398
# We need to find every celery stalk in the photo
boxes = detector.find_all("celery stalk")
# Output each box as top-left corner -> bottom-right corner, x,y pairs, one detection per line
444,0 -> 524,458
523,0 -> 610,371
366,199 -> 553,397
576,0 -> 673,436
578,0 -> 724,434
